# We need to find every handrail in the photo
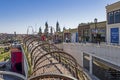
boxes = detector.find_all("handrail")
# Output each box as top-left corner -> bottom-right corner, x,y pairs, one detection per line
21,45 -> 29,78
0,71 -> 27,80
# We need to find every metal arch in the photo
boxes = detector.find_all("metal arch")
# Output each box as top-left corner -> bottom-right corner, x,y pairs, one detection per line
34,56 -> 54,69
30,43 -> 50,57
23,37 -> 92,80
23,35 -> 30,43
30,42 -> 62,58
34,52 -> 76,69
32,50 -> 43,66
34,50 -> 75,66
32,48 -> 45,64
27,26 -> 34,35
28,73 -> 77,80
24,36 -> 35,46
34,51 -> 77,68
24,35 -> 36,44
32,63 -> 61,75
23,35 -> 34,43
29,41 -> 42,52
26,38 -> 40,50
25,36 -> 36,45
30,43 -> 77,68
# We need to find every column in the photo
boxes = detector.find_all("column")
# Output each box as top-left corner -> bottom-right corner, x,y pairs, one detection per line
89,55 -> 93,74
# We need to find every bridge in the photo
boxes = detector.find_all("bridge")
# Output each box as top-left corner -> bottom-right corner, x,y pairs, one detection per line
23,35 -> 91,80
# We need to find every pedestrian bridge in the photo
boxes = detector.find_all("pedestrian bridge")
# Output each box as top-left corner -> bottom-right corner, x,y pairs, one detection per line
23,35 -> 91,80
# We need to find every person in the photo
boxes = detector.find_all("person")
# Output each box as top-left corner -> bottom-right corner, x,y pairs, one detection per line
66,37 -> 68,43
97,34 -> 101,45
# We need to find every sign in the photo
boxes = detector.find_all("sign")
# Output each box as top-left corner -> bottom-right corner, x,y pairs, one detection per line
111,28 -> 119,43
76,32 -> 78,42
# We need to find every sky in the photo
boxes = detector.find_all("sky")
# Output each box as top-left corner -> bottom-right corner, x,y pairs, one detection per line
0,0 -> 119,34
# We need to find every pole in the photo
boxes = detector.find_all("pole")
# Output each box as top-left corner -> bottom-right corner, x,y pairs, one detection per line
94,18 -> 97,43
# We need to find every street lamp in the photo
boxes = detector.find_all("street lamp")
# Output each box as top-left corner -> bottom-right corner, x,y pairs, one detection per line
94,18 -> 97,43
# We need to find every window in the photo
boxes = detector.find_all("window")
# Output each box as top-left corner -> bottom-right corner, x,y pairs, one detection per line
114,10 -> 120,23
107,9 -> 120,24
108,12 -> 114,24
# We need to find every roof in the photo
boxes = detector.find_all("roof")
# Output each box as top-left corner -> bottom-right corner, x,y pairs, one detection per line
63,28 -> 78,33
11,48 -> 21,52
106,1 -> 120,8
106,1 -> 120,12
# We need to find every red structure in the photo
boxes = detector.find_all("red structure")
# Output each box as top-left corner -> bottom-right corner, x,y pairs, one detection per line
41,35 -> 46,41
11,47 -> 23,74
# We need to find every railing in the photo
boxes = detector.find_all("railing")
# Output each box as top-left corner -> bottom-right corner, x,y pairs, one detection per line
0,71 -> 27,80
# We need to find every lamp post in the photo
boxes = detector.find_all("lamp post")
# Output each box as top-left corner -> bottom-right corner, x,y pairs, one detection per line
94,18 -> 97,43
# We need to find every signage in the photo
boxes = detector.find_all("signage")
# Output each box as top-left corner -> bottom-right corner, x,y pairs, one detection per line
76,32 -> 78,42
111,28 -> 119,43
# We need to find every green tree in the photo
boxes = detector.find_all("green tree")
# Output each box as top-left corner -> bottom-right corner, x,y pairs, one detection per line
44,22 -> 49,37
38,27 -> 42,35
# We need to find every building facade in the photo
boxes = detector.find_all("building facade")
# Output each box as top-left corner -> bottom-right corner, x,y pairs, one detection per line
70,28 -> 78,43
106,1 -> 120,45
90,21 -> 106,42
63,29 -> 71,42
78,24 -> 90,42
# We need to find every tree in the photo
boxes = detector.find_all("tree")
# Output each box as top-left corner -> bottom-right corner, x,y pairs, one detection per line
56,21 -> 59,32
50,27 -> 53,35
38,27 -> 42,35
63,27 -> 66,31
44,22 -> 49,37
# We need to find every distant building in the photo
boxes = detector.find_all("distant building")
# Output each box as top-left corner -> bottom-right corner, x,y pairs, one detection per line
63,29 -> 71,42
78,21 -> 106,43
78,24 -> 90,42
53,32 -> 63,43
70,28 -> 78,43
90,21 -> 106,42
106,1 -> 120,45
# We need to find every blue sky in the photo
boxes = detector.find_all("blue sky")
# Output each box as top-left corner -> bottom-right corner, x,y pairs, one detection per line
0,0 -> 119,34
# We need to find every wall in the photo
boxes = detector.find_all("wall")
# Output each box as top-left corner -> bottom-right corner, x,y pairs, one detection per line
107,23 -> 120,45
56,43 -> 120,68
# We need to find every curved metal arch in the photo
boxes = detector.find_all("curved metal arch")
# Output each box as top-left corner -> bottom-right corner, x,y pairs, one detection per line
27,38 -> 40,50
24,36 -> 35,46
30,43 -> 49,57
25,36 -> 36,45
34,56 -> 54,69
28,40 -> 42,51
34,52 -> 76,69
33,49 -> 76,65
34,51 -> 77,68
27,26 -> 34,35
32,51 -> 43,65
33,50 -> 46,64
23,35 -> 30,43
23,37 -> 92,80
32,62 -> 61,75
31,43 -> 62,58
31,45 -> 46,61
23,35 -> 34,43
28,73 -> 77,80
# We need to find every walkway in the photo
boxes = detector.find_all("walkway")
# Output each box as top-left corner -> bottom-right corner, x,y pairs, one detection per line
23,35 -> 91,80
